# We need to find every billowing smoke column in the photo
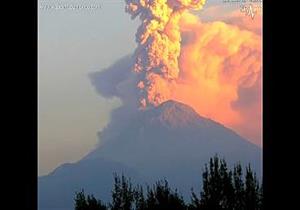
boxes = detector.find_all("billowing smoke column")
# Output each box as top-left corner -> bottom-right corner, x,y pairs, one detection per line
98,1 -> 262,144
125,0 -> 206,107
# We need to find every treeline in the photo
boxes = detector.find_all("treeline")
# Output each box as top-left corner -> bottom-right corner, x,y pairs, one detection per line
74,156 -> 263,210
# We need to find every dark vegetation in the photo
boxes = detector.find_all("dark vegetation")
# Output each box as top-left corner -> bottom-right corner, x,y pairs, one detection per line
74,156 -> 263,210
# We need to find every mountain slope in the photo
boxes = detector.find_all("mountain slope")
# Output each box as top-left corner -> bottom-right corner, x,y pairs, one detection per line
86,100 -> 261,176
38,158 -> 140,209
39,100 -> 262,210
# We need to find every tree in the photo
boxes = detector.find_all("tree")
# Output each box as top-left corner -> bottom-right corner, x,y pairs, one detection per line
189,189 -> 201,210
134,185 -> 146,210
74,156 -> 263,210
190,155 -> 263,210
219,158 -> 235,209
244,165 -> 260,210
258,182 -> 263,210
74,190 -> 107,210
198,155 -> 234,210
110,174 -> 135,210
233,163 -> 245,210
74,190 -> 88,210
144,180 -> 186,210
86,195 -> 107,210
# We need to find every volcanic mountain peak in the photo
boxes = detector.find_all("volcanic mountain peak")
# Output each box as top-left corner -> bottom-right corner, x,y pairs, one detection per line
145,100 -> 212,128
155,100 -> 197,115
39,100 -> 262,209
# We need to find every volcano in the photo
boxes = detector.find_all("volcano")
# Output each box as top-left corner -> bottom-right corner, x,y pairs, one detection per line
38,100 -> 262,210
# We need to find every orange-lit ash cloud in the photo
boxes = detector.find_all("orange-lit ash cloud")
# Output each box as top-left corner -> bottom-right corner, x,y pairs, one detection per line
125,1 -> 262,145
175,13 -> 262,144
126,0 -> 207,106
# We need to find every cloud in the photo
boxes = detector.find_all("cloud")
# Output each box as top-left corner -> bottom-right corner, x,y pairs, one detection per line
89,55 -> 140,108
90,5 -> 262,145
225,10 -> 262,35
169,13 -> 262,144
196,4 -> 262,35
89,55 -> 141,145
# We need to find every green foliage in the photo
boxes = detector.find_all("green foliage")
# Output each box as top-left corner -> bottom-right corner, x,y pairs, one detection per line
74,156 -> 263,210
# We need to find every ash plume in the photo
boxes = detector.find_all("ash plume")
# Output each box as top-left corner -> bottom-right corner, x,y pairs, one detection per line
90,1 -> 262,145
125,0 -> 207,107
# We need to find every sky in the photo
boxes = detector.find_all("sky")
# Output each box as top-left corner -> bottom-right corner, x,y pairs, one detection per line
38,0 -> 262,176
38,0 -> 139,176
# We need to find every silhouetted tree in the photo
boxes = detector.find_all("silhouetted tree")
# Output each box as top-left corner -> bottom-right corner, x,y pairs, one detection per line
110,174 -> 135,210
134,185 -> 146,210
74,156 -> 263,210
86,195 -> 107,210
75,190 -> 88,210
144,180 -> 186,210
258,182 -> 263,210
244,165 -> 260,210
219,158 -> 235,209
233,163 -> 245,210
189,189 -> 201,210
189,155 -> 262,210
197,156 -> 234,210
74,190 -> 107,210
